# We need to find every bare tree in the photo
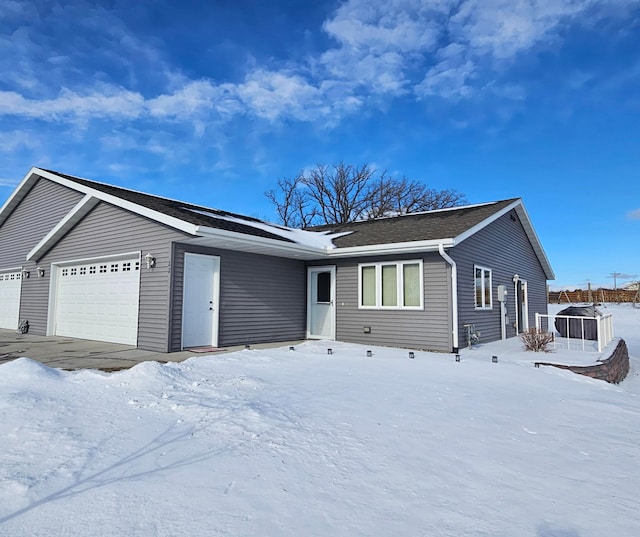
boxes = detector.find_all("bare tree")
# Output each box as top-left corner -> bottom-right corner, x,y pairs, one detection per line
304,163 -> 375,224
265,162 -> 466,226
265,175 -> 316,228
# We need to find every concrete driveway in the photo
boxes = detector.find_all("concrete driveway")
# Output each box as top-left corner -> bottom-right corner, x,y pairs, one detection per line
0,329 -> 303,371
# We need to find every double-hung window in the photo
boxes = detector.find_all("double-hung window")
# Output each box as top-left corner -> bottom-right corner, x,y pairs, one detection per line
474,265 -> 492,309
359,260 -> 423,309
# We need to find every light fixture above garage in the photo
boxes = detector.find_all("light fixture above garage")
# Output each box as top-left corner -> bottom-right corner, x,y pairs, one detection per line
144,253 -> 156,269
21,267 -> 30,278
36,267 -> 45,278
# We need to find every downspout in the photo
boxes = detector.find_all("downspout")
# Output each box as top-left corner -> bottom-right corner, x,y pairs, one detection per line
438,243 -> 459,352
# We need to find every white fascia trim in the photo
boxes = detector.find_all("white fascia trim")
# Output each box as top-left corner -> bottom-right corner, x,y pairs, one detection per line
453,199 -> 522,245
327,238 -> 456,258
32,168 -> 199,236
453,198 -> 555,281
26,194 -> 100,261
0,167 -> 41,227
194,225 -> 328,256
513,203 -> 555,280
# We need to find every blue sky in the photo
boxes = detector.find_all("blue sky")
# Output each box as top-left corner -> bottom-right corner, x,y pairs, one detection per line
1,0 -> 639,290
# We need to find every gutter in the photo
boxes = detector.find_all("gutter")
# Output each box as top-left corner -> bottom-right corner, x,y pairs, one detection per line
438,243 -> 459,352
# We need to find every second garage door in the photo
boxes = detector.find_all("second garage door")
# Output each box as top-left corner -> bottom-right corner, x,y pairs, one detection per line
0,271 -> 22,330
54,257 -> 141,345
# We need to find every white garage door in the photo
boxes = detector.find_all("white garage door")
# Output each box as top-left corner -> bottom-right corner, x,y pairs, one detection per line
0,271 -> 22,330
54,258 -> 141,345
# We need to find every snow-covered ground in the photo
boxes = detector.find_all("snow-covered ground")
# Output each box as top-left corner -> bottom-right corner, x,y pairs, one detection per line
1,305 -> 639,536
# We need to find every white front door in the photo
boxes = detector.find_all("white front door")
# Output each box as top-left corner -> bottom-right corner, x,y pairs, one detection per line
307,266 -> 336,340
182,253 -> 220,348
53,257 -> 141,345
0,271 -> 22,330
515,279 -> 529,333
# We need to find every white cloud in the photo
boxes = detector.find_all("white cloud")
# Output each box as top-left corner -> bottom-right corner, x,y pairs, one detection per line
448,0 -> 578,60
0,0 -> 637,128
0,86 -> 145,120
0,130 -> 39,152
0,177 -> 19,187
628,209 -> 640,220
236,70 -> 324,121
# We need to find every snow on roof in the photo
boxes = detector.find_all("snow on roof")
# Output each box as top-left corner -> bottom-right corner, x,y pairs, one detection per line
186,208 -> 352,249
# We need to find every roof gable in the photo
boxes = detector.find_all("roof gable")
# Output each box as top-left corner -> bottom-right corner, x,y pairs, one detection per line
0,167 -> 554,279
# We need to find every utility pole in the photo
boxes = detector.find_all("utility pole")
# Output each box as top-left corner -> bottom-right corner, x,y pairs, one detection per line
609,272 -> 622,303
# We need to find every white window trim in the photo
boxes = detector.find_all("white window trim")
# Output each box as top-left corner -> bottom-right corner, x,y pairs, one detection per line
358,260 -> 424,310
474,265 -> 493,310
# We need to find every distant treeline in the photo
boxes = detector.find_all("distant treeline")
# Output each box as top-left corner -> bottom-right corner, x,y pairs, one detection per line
549,289 -> 638,304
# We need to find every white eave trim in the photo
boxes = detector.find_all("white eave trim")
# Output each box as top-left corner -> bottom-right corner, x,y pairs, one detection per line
0,167 -> 42,227
27,194 -> 100,261
326,238 -> 456,258
31,168 -> 200,236
194,225 -> 327,256
452,199 -> 555,280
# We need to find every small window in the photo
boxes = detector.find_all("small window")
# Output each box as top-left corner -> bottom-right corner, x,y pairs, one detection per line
62,268 -> 69,277
99,265 -> 107,273
89,266 -> 96,274
135,261 -> 140,271
122,262 -> 131,272
474,266 -> 492,309
359,260 -> 423,310
79,267 -> 86,275
316,271 -> 331,303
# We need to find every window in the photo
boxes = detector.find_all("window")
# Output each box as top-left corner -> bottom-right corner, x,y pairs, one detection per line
359,260 -> 423,309
316,271 -> 331,303
474,266 -> 492,309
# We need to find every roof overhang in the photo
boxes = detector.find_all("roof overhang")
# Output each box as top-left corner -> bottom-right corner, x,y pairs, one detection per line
452,198 -> 555,280
325,238 -> 456,258
2,167 -> 201,237
2,168 -> 554,280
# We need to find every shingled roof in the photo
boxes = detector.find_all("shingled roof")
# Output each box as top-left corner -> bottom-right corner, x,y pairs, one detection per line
3,167 -> 552,278
308,199 -> 519,247
41,169 -> 296,244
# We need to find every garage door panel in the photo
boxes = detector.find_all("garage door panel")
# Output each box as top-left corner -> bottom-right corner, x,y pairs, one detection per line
0,272 -> 22,330
55,258 -> 140,345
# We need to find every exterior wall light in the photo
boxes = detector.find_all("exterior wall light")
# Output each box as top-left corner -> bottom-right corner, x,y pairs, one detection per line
144,253 -> 156,269
36,267 -> 45,278
21,268 -> 30,279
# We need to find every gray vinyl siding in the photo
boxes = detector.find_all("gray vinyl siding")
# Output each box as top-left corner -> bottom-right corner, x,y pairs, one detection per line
451,209 -> 549,347
170,244 -> 306,350
28,202 -> 190,351
0,178 -> 82,268
311,252 -> 452,352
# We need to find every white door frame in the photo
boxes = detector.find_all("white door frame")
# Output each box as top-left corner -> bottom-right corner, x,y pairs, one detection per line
47,251 -> 142,338
306,265 -> 336,340
181,253 -> 220,349
513,277 -> 529,333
